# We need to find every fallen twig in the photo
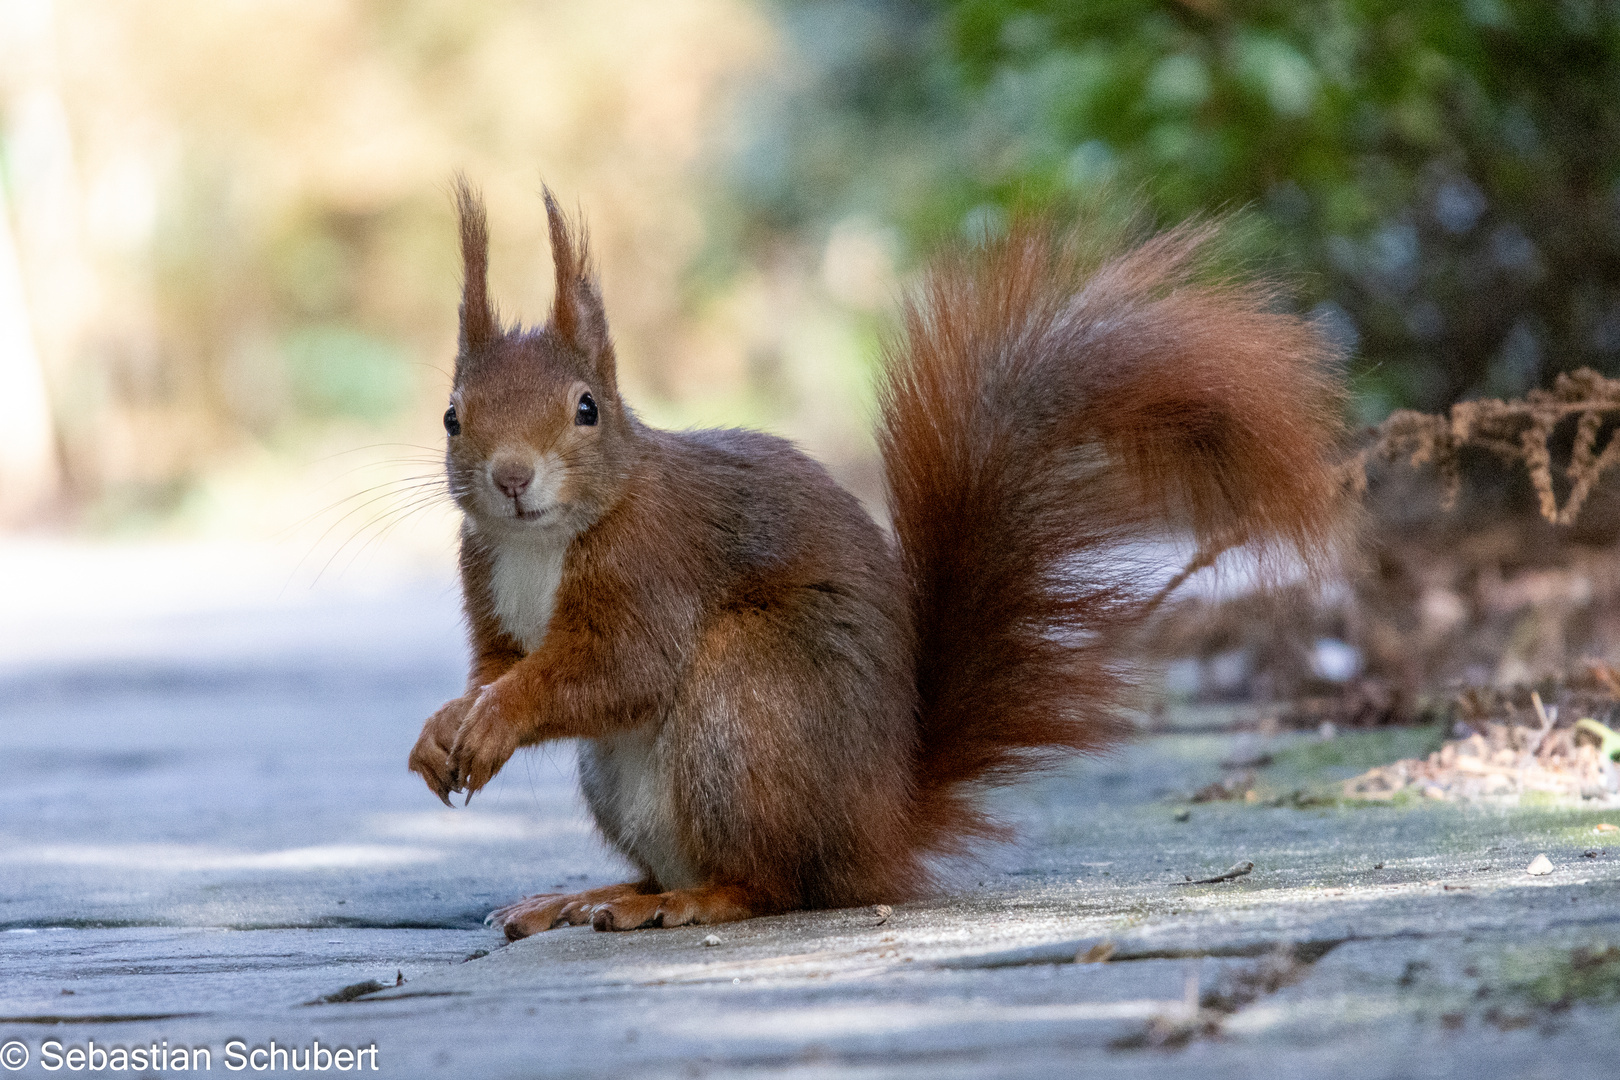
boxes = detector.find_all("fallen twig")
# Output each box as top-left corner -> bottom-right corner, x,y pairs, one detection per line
1174,861 -> 1254,886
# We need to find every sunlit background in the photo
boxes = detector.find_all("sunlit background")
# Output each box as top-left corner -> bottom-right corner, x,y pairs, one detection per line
2,0 -> 1618,558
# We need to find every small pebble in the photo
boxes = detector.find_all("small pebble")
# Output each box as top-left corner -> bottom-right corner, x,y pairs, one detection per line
1173,809 -> 1191,822
1526,854 -> 1554,876
702,934 -> 721,947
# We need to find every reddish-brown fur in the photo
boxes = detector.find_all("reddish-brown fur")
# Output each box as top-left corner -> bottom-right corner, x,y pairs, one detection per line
407,180 -> 1345,937
883,220 -> 1345,854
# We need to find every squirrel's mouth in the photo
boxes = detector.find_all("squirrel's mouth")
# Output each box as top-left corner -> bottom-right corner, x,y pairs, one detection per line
513,505 -> 553,522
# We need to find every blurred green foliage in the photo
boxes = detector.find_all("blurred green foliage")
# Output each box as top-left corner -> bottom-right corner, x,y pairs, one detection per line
724,0 -> 1620,418
280,324 -> 415,424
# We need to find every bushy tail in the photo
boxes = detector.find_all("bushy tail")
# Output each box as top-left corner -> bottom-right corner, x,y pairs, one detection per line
877,217 -> 1346,853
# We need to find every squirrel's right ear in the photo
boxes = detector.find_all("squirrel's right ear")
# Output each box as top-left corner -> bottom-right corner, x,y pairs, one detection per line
543,186 -> 615,384
454,175 -> 499,358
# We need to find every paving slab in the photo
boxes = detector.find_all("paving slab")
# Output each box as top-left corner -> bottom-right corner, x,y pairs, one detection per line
1,542 -> 1617,1078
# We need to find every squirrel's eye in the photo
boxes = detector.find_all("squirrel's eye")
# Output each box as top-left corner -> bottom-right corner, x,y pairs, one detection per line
575,391 -> 598,427
443,406 -> 461,437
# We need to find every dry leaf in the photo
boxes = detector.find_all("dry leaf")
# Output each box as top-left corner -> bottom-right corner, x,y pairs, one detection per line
1076,941 -> 1116,964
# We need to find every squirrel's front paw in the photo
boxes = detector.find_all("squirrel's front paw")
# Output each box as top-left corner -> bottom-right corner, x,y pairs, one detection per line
409,695 -> 476,806
448,681 -> 523,801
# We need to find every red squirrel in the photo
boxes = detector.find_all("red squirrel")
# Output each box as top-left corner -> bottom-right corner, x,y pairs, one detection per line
407,179 -> 1345,938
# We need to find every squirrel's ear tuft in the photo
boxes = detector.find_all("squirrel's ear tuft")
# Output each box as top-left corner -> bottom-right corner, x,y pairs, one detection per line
543,186 -> 615,382
454,174 -> 499,357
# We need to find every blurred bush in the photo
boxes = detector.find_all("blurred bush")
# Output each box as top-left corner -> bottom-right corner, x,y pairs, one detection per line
716,0 -> 1620,423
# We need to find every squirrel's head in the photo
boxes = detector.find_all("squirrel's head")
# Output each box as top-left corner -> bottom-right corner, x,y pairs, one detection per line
443,179 -> 630,537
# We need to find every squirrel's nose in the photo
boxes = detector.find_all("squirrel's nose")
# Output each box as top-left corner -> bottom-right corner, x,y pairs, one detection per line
492,459 -> 534,499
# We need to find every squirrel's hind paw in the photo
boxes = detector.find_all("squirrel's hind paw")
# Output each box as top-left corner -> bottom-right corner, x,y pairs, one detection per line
489,882 -> 652,940
590,885 -> 756,932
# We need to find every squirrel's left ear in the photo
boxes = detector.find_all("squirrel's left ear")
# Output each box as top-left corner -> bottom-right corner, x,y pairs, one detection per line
543,186 -> 615,384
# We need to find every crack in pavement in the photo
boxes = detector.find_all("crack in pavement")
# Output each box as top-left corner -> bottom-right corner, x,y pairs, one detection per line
0,1012 -> 204,1025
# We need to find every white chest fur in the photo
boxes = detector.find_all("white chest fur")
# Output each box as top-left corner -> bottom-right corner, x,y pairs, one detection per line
488,533 -> 571,652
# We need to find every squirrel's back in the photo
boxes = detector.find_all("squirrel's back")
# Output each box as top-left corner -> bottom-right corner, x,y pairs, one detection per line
570,422 -> 923,909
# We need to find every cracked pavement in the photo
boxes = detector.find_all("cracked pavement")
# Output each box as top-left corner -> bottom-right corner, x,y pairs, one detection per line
2,541 -> 1618,1077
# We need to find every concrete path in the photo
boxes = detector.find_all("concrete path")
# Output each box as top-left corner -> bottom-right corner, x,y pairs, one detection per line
2,541 -> 1617,1078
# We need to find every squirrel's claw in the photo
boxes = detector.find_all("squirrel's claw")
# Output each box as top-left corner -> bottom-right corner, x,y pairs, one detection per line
446,683 -> 521,801
410,694 -> 480,807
